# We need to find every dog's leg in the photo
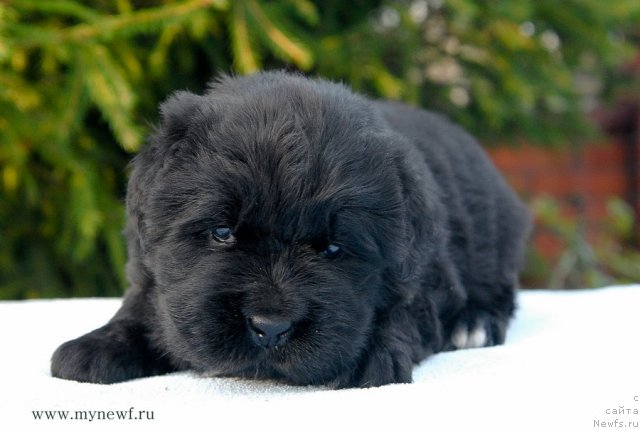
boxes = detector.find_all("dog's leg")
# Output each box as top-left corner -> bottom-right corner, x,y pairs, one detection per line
335,299 -> 442,388
444,280 -> 517,350
50,319 -> 173,384
51,287 -> 174,384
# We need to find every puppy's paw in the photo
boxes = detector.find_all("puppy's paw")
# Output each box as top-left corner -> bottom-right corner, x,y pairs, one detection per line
336,345 -> 413,388
448,309 -> 508,350
51,322 -> 172,384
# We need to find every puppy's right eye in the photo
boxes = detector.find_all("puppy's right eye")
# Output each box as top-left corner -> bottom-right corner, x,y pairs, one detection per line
210,226 -> 235,244
320,243 -> 342,259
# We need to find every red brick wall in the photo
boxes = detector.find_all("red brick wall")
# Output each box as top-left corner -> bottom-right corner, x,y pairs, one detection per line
487,137 -> 638,259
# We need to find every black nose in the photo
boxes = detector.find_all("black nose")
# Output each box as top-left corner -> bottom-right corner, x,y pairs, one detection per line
248,316 -> 292,349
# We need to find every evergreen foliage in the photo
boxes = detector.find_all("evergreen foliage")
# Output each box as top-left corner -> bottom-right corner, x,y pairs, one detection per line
1,0 -> 638,298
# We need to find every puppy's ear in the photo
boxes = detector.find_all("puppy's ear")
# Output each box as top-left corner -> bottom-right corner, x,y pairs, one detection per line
158,90 -> 203,142
125,90 -> 204,258
392,144 -> 445,285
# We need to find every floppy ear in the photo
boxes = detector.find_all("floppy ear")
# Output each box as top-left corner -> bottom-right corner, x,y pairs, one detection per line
391,141 -> 446,285
125,90 -> 204,261
158,90 -> 204,142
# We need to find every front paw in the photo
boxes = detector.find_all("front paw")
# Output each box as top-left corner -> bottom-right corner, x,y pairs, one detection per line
336,345 -> 413,388
51,322 -> 172,384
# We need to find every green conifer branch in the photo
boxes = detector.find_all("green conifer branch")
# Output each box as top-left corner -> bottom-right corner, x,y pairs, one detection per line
14,0 -> 100,23
11,0 -> 228,47
245,0 -> 312,70
230,1 -> 260,73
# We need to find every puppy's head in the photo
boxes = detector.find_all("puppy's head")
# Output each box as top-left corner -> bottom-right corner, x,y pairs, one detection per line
126,72 -> 438,385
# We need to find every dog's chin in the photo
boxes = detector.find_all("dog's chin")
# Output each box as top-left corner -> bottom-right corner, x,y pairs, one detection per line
216,352 -> 328,385
181,318 -> 368,386
194,344 -> 350,386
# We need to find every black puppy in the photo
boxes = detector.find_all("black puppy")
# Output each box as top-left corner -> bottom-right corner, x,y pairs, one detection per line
51,71 -> 531,388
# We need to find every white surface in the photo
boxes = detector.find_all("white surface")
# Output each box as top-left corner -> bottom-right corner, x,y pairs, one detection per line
1,286 -> 639,429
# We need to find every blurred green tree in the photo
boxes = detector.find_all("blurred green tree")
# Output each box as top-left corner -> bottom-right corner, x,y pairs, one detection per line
1,0 -> 639,298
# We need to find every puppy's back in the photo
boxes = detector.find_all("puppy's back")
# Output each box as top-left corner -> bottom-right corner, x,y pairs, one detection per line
375,100 -> 531,309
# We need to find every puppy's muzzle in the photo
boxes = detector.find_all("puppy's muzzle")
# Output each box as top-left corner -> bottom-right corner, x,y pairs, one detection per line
247,316 -> 293,349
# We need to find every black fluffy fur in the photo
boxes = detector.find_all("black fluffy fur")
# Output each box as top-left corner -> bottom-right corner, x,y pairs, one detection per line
51,72 -> 531,388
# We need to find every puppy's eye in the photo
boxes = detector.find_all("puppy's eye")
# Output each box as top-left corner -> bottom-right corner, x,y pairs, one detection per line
210,226 -> 235,244
320,243 -> 342,259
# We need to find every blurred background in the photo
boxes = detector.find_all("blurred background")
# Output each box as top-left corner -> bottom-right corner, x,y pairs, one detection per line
1,0 -> 639,299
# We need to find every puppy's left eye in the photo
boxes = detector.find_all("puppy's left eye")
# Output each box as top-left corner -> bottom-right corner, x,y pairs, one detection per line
320,243 -> 342,259
210,226 -> 235,244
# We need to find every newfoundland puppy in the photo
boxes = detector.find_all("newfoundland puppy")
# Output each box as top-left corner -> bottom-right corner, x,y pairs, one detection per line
51,71 -> 531,388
